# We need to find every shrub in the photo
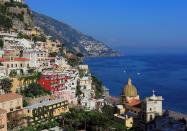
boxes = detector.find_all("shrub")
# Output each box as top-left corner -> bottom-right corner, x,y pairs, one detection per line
0,14 -> 12,29
20,83 -> 51,98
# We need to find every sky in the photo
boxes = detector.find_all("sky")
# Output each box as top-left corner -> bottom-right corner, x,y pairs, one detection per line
26,0 -> 187,55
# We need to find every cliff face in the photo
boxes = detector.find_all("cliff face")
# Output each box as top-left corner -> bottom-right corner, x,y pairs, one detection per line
8,7 -> 33,29
0,2 -> 33,30
33,12 -> 119,57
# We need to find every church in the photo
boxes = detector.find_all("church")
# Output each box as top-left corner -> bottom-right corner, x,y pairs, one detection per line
115,78 -> 164,131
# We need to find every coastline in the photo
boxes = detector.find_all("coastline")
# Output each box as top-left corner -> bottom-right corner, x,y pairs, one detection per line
168,110 -> 187,121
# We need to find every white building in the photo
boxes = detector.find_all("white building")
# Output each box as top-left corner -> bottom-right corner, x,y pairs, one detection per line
79,65 -> 89,74
142,90 -> 163,122
0,57 -> 30,75
3,37 -> 34,49
55,56 -> 70,70
0,32 -> 18,39
0,66 -> 7,78
136,90 -> 164,131
24,50 -> 48,68
80,98 -> 96,110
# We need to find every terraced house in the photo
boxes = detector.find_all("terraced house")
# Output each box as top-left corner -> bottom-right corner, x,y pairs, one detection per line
24,98 -> 69,126
0,93 -> 25,130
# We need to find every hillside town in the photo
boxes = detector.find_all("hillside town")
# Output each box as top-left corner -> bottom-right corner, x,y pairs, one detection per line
0,1 -> 111,130
0,19 -> 111,131
0,0 -> 187,131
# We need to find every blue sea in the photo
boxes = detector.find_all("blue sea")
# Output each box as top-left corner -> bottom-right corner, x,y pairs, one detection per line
85,55 -> 187,114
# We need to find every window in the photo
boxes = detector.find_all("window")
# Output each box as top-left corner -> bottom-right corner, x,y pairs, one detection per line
150,115 -> 153,121
15,64 -> 17,67
11,64 -> 13,67
7,64 -> 9,68
150,108 -> 152,111
20,64 -> 23,67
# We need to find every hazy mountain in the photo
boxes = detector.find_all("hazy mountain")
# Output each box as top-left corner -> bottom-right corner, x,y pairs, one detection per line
33,11 -> 119,57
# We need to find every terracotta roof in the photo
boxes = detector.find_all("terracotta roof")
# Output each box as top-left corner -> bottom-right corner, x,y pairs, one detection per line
0,58 -> 7,62
0,57 -> 30,62
0,108 -> 7,114
14,58 -> 30,61
0,93 -> 22,103
128,99 -> 141,106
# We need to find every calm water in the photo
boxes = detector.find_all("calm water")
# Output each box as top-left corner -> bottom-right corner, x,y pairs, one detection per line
85,55 -> 187,114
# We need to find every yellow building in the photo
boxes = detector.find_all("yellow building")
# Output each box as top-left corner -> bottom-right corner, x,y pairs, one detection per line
114,113 -> 134,129
46,39 -> 60,53
11,75 -> 34,93
0,109 -> 7,131
24,98 -> 69,126
31,27 -> 41,36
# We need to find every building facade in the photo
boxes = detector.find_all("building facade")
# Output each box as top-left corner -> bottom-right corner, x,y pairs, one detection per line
0,93 -> 24,130
24,99 -> 69,126
0,57 -> 30,75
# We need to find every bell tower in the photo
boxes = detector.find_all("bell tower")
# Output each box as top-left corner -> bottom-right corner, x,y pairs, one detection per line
142,90 -> 163,122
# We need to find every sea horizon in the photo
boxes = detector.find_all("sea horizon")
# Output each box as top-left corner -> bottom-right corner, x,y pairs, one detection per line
85,54 -> 187,114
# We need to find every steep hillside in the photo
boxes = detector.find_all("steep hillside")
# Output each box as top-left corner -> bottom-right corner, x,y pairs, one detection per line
33,12 -> 119,57
0,2 -> 33,30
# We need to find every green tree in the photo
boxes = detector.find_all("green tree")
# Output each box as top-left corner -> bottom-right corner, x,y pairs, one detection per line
76,52 -> 84,58
23,99 -> 28,107
76,52 -> 84,64
92,75 -> 104,98
9,69 -> 17,77
61,108 -> 115,130
21,83 -> 51,98
1,78 -> 12,93
19,126 -> 35,131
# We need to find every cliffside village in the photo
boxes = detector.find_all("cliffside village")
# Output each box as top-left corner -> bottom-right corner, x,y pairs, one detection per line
0,26 -> 111,130
0,0 -> 111,128
0,0 -> 186,131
